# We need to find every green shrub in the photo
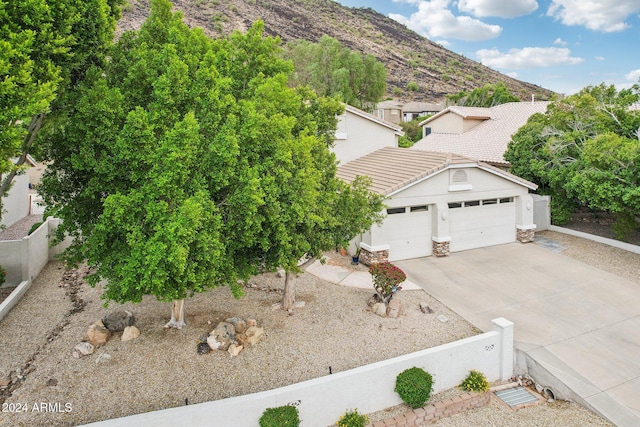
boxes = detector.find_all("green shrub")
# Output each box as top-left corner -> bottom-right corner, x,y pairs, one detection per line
0,265 -> 6,286
336,408 -> 369,427
28,222 -> 43,235
259,405 -> 300,427
459,370 -> 490,393
395,367 -> 434,409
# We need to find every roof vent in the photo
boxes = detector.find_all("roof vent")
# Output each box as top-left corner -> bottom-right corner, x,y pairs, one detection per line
452,169 -> 468,183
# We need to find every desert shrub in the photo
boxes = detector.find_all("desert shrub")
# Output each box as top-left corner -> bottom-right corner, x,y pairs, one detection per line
395,367 -> 434,409
28,222 -> 43,235
336,408 -> 369,427
370,261 -> 406,304
459,369 -> 490,393
0,265 -> 6,286
259,405 -> 300,427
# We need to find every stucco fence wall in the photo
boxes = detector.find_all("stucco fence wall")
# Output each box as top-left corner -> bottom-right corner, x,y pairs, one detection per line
0,217 -> 71,322
84,318 -> 514,427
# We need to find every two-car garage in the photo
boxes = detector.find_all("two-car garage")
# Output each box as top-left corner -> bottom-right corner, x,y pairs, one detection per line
336,147 -> 538,262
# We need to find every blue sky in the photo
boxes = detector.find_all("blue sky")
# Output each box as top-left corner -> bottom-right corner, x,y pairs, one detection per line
335,0 -> 640,95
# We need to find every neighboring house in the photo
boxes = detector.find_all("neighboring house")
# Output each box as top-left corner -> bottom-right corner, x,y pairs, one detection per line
374,101 -> 445,124
374,100 -> 403,124
412,101 -> 550,168
332,104 -> 404,164
336,147 -> 538,263
401,101 -> 444,122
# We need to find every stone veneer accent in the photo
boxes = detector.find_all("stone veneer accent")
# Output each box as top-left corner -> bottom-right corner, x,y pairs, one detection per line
360,247 -> 389,266
366,391 -> 490,427
517,227 -> 536,243
432,240 -> 450,257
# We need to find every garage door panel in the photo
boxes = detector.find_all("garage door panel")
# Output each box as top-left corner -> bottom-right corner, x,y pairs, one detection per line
450,204 -> 516,252
386,210 -> 432,261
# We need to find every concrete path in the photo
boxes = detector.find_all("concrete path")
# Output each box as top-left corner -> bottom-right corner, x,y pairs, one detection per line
395,242 -> 640,427
305,257 -> 422,290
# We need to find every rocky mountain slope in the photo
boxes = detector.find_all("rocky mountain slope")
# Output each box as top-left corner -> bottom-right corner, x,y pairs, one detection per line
118,0 -> 554,102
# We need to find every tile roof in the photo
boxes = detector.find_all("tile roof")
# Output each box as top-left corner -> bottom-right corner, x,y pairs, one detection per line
336,147 -> 537,196
413,101 -> 550,166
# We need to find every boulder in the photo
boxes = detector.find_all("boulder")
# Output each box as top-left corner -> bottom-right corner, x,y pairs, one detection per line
225,317 -> 247,334
121,326 -> 140,342
209,322 -> 236,351
372,302 -> 387,317
86,323 -> 111,347
102,310 -> 134,332
244,326 -> 264,346
228,344 -> 244,357
72,342 -> 95,359
387,298 -> 401,318
206,335 -> 222,351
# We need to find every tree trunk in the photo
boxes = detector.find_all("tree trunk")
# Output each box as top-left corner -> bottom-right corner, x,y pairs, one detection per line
0,113 -> 45,200
164,299 -> 186,329
283,271 -> 296,311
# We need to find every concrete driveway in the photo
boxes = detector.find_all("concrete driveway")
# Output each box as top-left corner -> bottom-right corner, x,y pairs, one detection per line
396,241 -> 640,427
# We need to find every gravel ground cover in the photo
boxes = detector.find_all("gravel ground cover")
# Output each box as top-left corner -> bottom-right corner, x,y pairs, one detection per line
0,229 -> 630,427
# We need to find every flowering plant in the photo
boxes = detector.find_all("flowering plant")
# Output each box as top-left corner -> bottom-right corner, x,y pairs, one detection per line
369,261 -> 406,304
336,408 -> 369,427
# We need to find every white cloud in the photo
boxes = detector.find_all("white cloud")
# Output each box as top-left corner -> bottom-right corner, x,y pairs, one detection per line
547,0 -> 640,32
458,0 -> 538,18
595,56 -> 605,61
476,47 -> 584,69
389,0 -> 502,41
626,69 -> 640,82
553,37 -> 568,46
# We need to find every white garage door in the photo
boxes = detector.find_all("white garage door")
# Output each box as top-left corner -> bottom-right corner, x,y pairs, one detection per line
385,206 -> 433,261
449,197 -> 516,253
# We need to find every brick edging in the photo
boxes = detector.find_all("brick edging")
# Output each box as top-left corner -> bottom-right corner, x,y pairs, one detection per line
367,391 -> 490,427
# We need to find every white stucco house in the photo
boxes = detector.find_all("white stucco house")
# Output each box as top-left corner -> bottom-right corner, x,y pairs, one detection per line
412,101 -> 550,168
332,105 -> 404,164
337,147 -> 538,263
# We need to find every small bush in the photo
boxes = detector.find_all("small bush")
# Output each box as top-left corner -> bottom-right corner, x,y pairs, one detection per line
370,261 -> 406,304
395,367 -> 434,409
259,405 -> 300,427
28,222 -> 43,235
336,408 -> 369,427
459,370 -> 490,393
0,265 -> 6,286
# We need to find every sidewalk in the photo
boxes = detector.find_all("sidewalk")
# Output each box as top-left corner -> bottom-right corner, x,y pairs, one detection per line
304,255 -> 421,290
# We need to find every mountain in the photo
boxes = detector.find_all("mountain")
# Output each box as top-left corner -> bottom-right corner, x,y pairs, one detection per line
118,0 -> 554,103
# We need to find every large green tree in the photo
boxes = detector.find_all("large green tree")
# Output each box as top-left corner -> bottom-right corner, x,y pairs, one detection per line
40,0 -> 384,326
505,83 -> 640,235
282,35 -> 387,111
0,0 -> 123,215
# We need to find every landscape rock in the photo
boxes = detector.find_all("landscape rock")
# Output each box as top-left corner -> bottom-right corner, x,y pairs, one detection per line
197,342 -> 210,354
244,326 -> 264,346
372,302 -> 387,317
228,344 -> 244,356
121,326 -> 140,342
276,269 -> 286,278
72,342 -> 95,359
95,353 -> 112,364
86,323 -> 111,347
206,335 -> 222,351
246,318 -> 257,327
210,322 -> 235,351
387,298 -> 401,318
225,317 -> 247,334
419,302 -> 434,314
102,310 -> 135,332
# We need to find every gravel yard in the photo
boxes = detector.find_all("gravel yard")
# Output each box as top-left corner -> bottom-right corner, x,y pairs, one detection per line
0,229 -> 629,426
